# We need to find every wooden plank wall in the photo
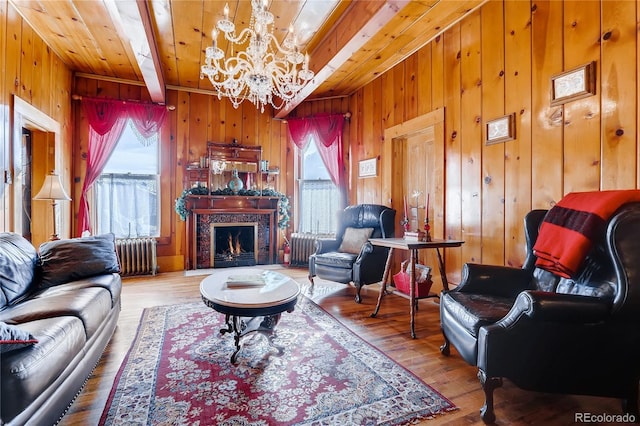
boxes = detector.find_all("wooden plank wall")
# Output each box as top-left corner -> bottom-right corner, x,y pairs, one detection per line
0,1 -> 73,241
5,0 -> 639,278
296,0 -> 640,283
72,79 -> 290,271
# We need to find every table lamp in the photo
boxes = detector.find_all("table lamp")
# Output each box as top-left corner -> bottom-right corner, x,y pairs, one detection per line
33,171 -> 71,240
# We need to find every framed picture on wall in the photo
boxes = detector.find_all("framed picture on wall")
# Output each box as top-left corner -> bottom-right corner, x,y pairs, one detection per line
358,157 -> 377,178
485,113 -> 516,145
550,61 -> 596,106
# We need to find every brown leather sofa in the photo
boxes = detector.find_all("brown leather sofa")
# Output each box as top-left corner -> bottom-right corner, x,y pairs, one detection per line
0,232 -> 121,426
440,202 -> 640,423
308,204 -> 395,302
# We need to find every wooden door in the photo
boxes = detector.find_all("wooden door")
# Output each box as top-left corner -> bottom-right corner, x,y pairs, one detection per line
382,108 -> 449,293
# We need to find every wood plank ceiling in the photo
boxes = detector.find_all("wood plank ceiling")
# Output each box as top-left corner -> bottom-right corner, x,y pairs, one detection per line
9,0 -> 484,117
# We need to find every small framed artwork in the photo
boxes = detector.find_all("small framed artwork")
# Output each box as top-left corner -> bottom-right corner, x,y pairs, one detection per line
550,61 -> 596,106
485,113 -> 516,145
358,157 -> 377,178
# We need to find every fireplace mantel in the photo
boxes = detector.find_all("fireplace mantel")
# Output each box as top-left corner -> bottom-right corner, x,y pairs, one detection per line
185,195 -> 280,269
186,194 -> 280,210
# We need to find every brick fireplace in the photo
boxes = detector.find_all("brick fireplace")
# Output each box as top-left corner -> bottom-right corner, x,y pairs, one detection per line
185,195 -> 280,270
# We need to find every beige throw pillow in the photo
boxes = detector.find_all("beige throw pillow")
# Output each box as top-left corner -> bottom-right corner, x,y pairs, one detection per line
338,227 -> 374,254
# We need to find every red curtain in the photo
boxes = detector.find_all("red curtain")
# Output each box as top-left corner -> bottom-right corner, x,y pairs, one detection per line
287,113 -> 346,205
77,97 -> 167,236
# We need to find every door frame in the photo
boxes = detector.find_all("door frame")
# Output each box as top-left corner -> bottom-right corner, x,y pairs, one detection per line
381,108 -> 446,291
381,108 -> 445,238
11,95 -> 64,245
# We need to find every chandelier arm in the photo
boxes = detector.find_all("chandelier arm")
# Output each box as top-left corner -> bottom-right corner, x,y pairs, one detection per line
263,33 -> 307,64
270,64 -> 307,89
270,72 -> 297,96
221,27 -> 254,45
220,56 -> 251,75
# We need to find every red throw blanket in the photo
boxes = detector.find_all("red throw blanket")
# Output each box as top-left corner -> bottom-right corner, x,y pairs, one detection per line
533,190 -> 640,278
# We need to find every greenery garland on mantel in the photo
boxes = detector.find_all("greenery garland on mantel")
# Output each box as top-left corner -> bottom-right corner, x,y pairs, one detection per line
175,186 -> 291,230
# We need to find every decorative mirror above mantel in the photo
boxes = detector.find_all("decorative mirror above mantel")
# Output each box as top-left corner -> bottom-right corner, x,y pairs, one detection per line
206,142 -> 262,193
184,142 -> 280,192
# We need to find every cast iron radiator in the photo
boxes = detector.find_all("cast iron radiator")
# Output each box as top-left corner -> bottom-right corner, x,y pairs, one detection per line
289,233 -> 333,267
115,237 -> 158,276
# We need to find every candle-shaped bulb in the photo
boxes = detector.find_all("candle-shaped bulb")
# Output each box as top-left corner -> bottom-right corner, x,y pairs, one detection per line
211,29 -> 218,48
223,3 -> 229,19
426,193 -> 429,219
262,0 -> 268,11
304,53 -> 309,69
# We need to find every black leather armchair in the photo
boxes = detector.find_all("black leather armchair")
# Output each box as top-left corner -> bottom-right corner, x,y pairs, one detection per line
440,203 -> 640,423
308,204 -> 395,302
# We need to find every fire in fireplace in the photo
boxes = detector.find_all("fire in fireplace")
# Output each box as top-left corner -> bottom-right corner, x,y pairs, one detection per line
210,223 -> 258,268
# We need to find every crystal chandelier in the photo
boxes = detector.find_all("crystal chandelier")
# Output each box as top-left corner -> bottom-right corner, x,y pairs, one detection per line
200,0 -> 315,112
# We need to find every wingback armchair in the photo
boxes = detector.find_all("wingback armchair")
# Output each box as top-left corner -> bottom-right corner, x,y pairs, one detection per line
308,204 -> 395,303
440,200 -> 640,423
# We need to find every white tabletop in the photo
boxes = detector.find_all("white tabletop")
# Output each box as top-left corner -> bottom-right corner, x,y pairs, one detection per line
200,268 -> 300,309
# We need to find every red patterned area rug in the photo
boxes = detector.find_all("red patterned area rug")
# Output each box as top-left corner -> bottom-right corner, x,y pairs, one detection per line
100,297 -> 456,425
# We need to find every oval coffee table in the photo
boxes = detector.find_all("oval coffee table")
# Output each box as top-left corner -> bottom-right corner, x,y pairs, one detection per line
200,268 -> 300,363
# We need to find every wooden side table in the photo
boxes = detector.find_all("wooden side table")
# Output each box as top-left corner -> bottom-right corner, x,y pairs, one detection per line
368,238 -> 464,338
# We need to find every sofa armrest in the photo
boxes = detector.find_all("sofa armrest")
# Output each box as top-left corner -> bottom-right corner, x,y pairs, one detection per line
314,238 -> 340,255
454,263 -> 532,298
496,290 -> 610,327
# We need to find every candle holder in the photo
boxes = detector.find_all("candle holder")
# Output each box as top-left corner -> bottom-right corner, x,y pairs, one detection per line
422,191 -> 432,242
400,216 -> 410,232
423,216 -> 432,242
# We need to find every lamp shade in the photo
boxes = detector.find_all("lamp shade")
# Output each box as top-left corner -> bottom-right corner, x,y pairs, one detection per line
33,172 -> 71,201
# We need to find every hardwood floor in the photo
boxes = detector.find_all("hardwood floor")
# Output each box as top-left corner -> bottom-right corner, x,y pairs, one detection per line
59,267 -> 623,425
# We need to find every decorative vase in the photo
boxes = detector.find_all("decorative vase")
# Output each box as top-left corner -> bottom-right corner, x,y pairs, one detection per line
228,169 -> 244,193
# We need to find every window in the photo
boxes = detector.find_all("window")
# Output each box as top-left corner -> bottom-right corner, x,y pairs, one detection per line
298,140 -> 340,234
94,120 -> 160,238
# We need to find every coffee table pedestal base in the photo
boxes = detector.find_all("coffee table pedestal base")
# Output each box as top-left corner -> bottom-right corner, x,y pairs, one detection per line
221,313 -> 287,363
200,269 -> 300,364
